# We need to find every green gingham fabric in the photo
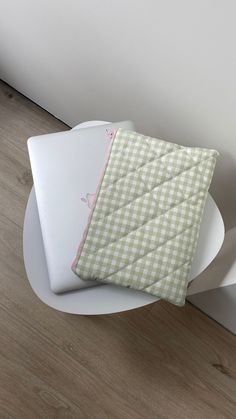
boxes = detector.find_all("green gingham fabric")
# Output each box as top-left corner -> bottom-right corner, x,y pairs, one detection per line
73,129 -> 219,306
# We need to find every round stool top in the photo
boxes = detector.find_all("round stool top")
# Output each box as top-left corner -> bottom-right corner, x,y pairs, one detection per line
23,122 -> 225,314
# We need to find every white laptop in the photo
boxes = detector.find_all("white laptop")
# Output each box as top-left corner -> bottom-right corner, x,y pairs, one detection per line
28,121 -> 135,293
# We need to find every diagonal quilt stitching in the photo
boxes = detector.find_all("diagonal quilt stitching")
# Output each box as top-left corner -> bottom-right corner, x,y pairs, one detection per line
102,145 -> 179,191
100,222 -> 197,281
102,130 -> 215,192
95,155 -> 214,222
140,260 -> 191,292
181,148 -> 215,182
89,188 -> 206,254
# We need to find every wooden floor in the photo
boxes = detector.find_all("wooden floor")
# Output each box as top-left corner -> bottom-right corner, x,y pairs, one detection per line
0,80 -> 236,419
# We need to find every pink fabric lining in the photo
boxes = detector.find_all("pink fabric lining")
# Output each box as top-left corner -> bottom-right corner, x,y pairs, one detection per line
71,129 -> 118,272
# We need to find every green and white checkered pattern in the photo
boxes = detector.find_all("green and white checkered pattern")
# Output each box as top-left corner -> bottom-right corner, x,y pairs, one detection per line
74,129 -> 218,306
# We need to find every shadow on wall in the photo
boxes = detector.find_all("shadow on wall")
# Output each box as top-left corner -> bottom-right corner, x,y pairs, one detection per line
210,151 -> 236,232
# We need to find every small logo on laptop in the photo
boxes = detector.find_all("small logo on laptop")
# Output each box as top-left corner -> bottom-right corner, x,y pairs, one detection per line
81,193 -> 96,209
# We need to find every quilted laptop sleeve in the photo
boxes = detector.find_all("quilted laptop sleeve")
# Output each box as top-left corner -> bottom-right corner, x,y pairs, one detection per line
72,129 -> 219,305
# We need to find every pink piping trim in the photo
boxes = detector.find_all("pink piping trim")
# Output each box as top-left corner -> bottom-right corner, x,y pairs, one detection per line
71,129 -> 118,272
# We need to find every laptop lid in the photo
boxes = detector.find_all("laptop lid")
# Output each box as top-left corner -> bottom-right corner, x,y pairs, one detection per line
28,121 -> 135,293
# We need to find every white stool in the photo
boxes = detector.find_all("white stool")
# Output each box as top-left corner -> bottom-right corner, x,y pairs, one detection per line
23,122 -> 225,315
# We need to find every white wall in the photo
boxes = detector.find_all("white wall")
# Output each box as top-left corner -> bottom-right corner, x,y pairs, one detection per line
1,0 -> 236,230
